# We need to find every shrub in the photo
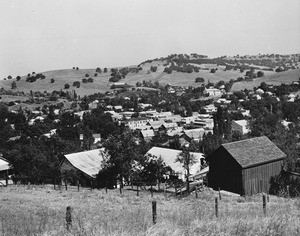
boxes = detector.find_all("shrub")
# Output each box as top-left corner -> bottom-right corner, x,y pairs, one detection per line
11,81 -> 17,89
94,73 -> 98,77
7,75 -> 12,79
85,74 -> 89,77
16,76 -> 21,81
82,78 -> 88,83
195,77 -> 205,83
64,84 -> 70,89
76,67 -> 79,70
50,78 -> 55,83
96,67 -> 102,73
210,68 -> 216,73
87,78 -> 93,83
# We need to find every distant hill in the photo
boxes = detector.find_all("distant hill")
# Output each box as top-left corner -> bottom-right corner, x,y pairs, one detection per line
0,53 -> 299,96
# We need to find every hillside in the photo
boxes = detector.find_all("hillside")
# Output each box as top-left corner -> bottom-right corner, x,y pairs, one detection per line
1,53 -> 299,96
0,185 -> 299,235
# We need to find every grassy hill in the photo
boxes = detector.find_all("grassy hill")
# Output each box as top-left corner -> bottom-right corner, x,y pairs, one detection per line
1,53 -> 299,96
231,69 -> 300,91
0,185 -> 299,235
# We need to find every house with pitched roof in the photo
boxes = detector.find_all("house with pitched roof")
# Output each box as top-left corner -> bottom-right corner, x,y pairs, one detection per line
146,147 -> 205,180
207,136 -> 286,195
60,149 -> 108,186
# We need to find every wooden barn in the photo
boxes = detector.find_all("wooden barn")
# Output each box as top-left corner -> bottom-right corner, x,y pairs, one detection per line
207,136 -> 286,196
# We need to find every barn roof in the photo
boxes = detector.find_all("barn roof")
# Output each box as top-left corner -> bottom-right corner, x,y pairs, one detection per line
63,149 -> 107,178
0,157 -> 10,172
222,136 -> 286,168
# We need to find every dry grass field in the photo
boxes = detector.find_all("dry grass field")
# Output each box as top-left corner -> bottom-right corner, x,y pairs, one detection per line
0,60 -> 299,96
0,185 -> 299,236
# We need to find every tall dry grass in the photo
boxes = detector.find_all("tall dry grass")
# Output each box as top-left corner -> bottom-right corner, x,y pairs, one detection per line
0,185 -> 299,235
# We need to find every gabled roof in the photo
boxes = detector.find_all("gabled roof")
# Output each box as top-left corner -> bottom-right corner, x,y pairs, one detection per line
221,136 -> 286,168
141,130 -> 155,138
0,157 -> 10,171
183,128 -> 205,140
146,147 -> 204,176
63,149 -> 108,178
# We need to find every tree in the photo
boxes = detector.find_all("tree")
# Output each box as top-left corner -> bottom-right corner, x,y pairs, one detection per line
64,84 -> 70,89
7,75 -> 12,80
82,125 -> 94,150
11,81 -> 17,89
16,76 -> 21,81
50,78 -> 55,83
87,78 -> 93,83
85,74 -> 89,77
102,130 -> 142,187
176,143 -> 198,194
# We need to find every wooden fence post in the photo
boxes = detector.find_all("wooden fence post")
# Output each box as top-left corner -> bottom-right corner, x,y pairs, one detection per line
65,180 -> 67,191
120,185 -> 122,195
66,206 -> 72,231
262,194 -> 266,216
287,185 -> 290,197
218,187 -> 222,200
77,180 -> 80,192
152,201 -> 157,224
5,170 -> 8,187
215,197 -> 218,218
195,186 -> 198,199
163,182 -> 166,196
137,183 -> 139,196
267,194 -> 270,203
151,184 -> 153,198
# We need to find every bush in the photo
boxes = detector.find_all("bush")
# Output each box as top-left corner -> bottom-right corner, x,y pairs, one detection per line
82,78 -> 87,83
96,67 -> 102,73
64,84 -> 70,89
7,75 -> 12,79
16,76 -> 21,81
210,68 -> 216,73
87,78 -> 93,83
195,77 -> 205,83
85,74 -> 89,77
94,73 -> 98,77
76,67 -> 79,70
50,78 -> 55,83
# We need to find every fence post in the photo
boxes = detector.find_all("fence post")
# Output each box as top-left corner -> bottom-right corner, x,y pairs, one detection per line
77,180 -> 80,192
180,185 -> 182,198
218,187 -> 222,200
267,194 -> 270,203
5,170 -> 8,187
287,185 -> 290,197
137,183 -> 139,196
215,197 -> 218,218
106,181 -> 108,194
151,184 -> 153,198
175,185 -> 177,196
65,180 -> 67,191
66,206 -> 72,231
195,186 -> 198,199
120,185 -> 122,195
262,194 -> 266,216
152,201 -> 157,224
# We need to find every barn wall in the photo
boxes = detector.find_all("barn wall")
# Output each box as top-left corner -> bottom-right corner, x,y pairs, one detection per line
208,147 -> 243,194
242,160 -> 283,195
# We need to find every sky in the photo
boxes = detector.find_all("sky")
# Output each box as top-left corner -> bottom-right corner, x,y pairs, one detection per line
0,0 -> 300,78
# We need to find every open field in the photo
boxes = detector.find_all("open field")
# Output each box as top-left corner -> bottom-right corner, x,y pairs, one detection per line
0,185 -> 299,235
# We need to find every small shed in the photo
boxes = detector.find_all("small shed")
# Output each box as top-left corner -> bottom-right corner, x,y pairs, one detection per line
207,136 -> 286,195
0,156 -> 11,186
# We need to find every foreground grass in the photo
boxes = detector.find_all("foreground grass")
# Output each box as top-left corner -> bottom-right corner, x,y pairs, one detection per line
0,185 -> 299,236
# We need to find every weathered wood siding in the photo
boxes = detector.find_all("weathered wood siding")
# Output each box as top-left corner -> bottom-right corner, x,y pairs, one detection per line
208,147 -> 243,195
242,160 -> 283,195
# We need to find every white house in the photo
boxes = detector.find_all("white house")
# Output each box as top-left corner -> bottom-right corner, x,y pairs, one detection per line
231,119 -> 250,135
204,88 -> 222,97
